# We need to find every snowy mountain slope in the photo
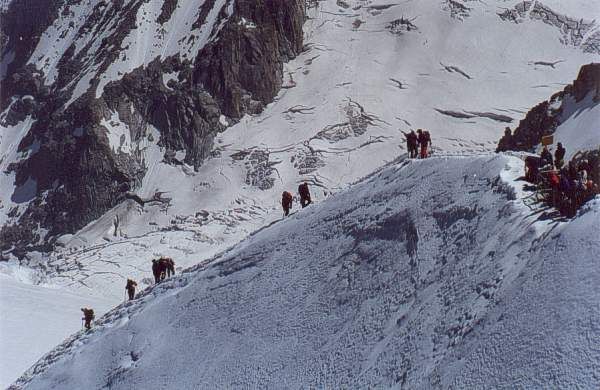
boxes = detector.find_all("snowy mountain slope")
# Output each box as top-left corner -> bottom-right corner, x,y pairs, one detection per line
1,0 -> 598,250
21,0 -> 600,278
2,0 -> 600,385
0,272 -> 113,386
10,154 -> 600,389
0,0 -> 305,250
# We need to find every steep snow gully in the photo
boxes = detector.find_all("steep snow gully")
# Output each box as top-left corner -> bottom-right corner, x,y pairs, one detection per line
11,155 -> 600,388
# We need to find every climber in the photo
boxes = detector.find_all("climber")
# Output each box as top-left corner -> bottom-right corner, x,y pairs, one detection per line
298,182 -> 312,208
81,307 -> 95,330
540,146 -> 553,168
402,130 -> 418,158
152,259 -> 161,284
554,142 -> 566,169
417,129 -> 431,159
547,169 -> 560,206
559,167 -> 578,216
158,257 -> 170,281
524,156 -> 541,183
567,160 -> 578,181
282,191 -> 293,216
576,162 -> 589,205
125,278 -> 137,301
166,258 -> 175,278
496,127 -> 515,152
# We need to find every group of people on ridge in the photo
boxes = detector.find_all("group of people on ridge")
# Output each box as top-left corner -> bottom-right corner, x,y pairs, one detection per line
80,257 -> 176,330
525,144 -> 597,215
152,257 -> 176,284
498,126 -> 597,215
281,182 -> 312,216
402,129 -> 432,159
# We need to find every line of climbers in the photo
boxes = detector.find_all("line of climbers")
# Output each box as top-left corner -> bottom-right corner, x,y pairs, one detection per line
281,182 -> 312,217
83,184 -> 313,329
401,128 -> 432,159
151,256 -> 175,284
498,126 -> 598,216
81,256 -> 176,330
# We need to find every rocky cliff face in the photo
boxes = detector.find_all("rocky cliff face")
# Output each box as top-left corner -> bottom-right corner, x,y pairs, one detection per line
0,0 -> 305,252
503,63 -> 600,151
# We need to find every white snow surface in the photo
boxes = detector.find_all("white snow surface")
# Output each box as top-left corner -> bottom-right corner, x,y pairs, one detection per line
10,154 -> 600,389
2,0 -> 600,386
101,112 -> 132,154
0,271 -> 113,387
552,94 -> 600,160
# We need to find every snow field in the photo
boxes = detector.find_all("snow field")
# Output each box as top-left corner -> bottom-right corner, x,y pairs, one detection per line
13,154 -> 600,388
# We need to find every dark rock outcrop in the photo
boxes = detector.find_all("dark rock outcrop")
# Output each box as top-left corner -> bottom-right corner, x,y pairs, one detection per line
0,0 -> 62,105
193,0 -> 305,117
0,0 -> 305,252
502,63 -> 600,152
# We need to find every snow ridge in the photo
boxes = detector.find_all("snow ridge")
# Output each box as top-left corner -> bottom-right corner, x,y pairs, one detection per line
11,155 -> 600,389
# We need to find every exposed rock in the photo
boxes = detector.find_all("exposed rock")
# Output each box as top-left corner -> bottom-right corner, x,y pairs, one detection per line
156,0 -> 178,24
505,63 -> 600,152
387,17 -> 418,35
442,0 -> 471,21
0,0 -> 306,252
233,148 -> 279,190
498,1 -> 600,55
291,149 -> 326,175
193,0 -> 305,117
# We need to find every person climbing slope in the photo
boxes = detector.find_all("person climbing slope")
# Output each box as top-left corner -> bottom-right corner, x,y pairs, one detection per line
298,182 -> 312,208
417,129 -> 431,159
158,257 -> 169,281
125,279 -> 137,301
152,259 -> 161,284
81,308 -> 95,330
165,258 -> 175,278
282,191 -> 293,216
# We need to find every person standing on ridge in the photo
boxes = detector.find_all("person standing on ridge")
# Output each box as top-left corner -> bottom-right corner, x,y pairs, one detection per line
554,142 -> 566,169
496,127 -> 515,152
165,258 -> 175,278
125,279 -> 137,301
402,130 -> 418,158
282,191 -> 293,216
540,146 -> 553,168
81,307 -> 95,330
417,129 -> 431,159
298,182 -> 312,208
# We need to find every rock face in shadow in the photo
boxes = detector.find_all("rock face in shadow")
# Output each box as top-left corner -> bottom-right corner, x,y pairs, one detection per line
502,63 -> 600,152
0,0 -> 305,252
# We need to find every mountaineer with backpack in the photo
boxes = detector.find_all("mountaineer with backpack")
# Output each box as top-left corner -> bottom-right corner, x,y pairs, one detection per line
165,258 -> 175,278
298,182 -> 312,208
81,308 -> 95,330
417,129 -> 431,159
158,257 -> 168,281
402,130 -> 418,158
152,259 -> 161,284
125,279 -> 137,301
282,191 -> 293,216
